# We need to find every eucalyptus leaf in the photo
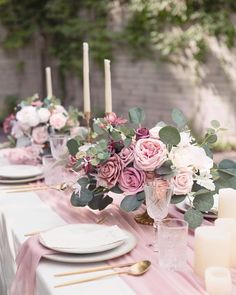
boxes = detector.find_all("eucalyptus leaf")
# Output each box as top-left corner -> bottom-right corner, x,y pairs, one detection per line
211,120 -> 220,128
93,122 -> 105,135
110,185 -> 123,194
170,195 -> 186,204
66,139 -> 79,156
206,134 -> 217,144
124,137 -> 132,147
120,195 -> 143,212
184,208 -> 203,229
171,108 -> 187,128
193,193 -> 214,212
111,130 -> 122,141
88,194 -> 113,210
159,126 -> 181,146
202,144 -> 213,159
128,107 -> 145,124
78,177 -> 89,188
136,191 -> 145,201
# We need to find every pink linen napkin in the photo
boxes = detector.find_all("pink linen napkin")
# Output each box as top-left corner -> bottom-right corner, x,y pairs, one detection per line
11,235 -> 55,295
4,145 -> 42,165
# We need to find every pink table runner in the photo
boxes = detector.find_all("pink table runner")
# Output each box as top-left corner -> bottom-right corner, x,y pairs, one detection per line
12,189 -> 236,295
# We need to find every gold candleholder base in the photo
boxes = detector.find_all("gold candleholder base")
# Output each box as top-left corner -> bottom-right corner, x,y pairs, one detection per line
134,210 -> 154,226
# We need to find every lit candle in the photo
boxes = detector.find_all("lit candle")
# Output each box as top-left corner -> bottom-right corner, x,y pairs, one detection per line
45,67 -> 53,98
104,59 -> 112,114
218,188 -> 236,218
83,42 -> 91,113
215,218 -> 236,267
205,267 -> 232,295
194,226 -> 231,277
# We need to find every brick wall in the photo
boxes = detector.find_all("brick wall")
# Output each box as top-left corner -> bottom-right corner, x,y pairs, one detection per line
0,29 -> 235,143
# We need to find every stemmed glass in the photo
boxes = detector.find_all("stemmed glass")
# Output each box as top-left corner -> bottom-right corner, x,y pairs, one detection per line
144,178 -> 172,252
49,134 -> 69,160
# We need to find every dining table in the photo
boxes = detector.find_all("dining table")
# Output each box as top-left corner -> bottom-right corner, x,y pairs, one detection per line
0,152 -> 236,295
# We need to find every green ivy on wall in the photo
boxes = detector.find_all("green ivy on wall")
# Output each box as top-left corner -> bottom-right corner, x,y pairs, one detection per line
0,0 -> 235,73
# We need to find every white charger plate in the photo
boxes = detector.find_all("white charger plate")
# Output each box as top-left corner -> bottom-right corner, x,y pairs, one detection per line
39,224 -> 127,254
43,226 -> 137,263
0,165 -> 43,179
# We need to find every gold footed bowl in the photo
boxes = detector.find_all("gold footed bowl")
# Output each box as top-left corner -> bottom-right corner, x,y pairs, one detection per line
134,210 -> 154,226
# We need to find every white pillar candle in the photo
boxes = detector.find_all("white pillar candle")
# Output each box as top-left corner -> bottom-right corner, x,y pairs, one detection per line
215,218 -> 236,267
205,267 -> 232,295
83,42 -> 91,113
194,226 -> 231,277
104,59 -> 112,114
218,188 -> 236,218
45,67 -> 53,98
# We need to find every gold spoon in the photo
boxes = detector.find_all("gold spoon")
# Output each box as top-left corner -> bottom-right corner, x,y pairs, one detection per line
54,260 -> 151,288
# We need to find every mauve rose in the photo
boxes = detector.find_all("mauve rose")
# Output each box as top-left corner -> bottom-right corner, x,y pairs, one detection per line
134,138 -> 167,171
32,126 -> 49,144
135,127 -> 150,140
171,170 -> 193,195
118,144 -> 134,166
118,167 -> 145,194
105,112 -> 127,126
97,154 -> 123,188
50,113 -> 67,130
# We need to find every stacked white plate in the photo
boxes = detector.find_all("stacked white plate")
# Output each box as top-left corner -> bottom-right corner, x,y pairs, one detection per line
0,165 -> 44,184
39,224 -> 137,263
175,194 -> 218,219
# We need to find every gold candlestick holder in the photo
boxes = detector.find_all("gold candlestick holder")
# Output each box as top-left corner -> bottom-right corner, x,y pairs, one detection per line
84,111 -> 92,142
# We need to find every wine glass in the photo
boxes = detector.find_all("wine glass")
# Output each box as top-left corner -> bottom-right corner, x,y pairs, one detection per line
49,134 -> 69,160
144,178 -> 173,251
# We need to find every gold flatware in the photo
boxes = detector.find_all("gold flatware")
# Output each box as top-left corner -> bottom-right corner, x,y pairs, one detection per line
54,260 -> 151,288
5,183 -> 68,193
54,261 -> 136,277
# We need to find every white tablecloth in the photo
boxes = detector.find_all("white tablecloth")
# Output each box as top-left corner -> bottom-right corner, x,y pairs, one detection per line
0,192 -> 135,295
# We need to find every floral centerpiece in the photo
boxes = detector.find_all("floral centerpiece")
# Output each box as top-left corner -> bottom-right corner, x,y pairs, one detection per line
67,107 -> 236,228
3,94 -> 82,151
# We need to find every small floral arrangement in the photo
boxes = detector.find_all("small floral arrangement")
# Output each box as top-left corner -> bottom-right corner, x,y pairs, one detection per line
3,94 -> 82,149
67,107 -> 236,228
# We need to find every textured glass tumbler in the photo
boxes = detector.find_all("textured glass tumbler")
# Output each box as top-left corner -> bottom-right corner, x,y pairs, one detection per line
158,218 -> 188,271
49,134 -> 69,160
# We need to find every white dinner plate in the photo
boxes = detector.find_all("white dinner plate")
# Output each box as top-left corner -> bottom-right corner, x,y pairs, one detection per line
175,201 -> 217,219
39,224 -> 127,254
0,174 -> 44,184
43,226 -> 137,263
0,165 -> 43,179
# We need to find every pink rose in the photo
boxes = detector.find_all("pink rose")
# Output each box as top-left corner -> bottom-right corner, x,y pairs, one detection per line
134,138 -> 167,171
171,170 -> 193,195
49,113 -> 67,130
118,144 -> 135,166
3,114 -> 15,134
153,178 -> 171,200
97,154 -> 123,188
118,167 -> 145,194
31,100 -> 43,107
32,126 -> 49,144
105,112 -> 127,126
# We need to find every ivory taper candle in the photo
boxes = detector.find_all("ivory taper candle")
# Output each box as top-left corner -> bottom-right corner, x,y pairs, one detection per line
83,42 -> 91,113
215,218 -> 236,267
104,59 -> 112,114
218,188 -> 236,218
45,67 -> 53,98
205,267 -> 232,295
194,226 -> 231,277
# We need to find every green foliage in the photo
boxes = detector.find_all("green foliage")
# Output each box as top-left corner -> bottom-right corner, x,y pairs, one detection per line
120,194 -> 144,212
184,208 -> 203,229
129,107 -> 145,125
159,126 -> 181,146
171,108 -> 187,129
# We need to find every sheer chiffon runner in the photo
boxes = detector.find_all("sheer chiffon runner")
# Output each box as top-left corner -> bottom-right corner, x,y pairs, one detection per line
11,189 -> 236,295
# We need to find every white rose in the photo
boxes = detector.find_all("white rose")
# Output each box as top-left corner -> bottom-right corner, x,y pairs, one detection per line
16,106 -> 40,127
37,108 -> 51,123
170,145 -> 213,171
171,169 -> 194,195
149,126 -> 162,139
178,132 -> 193,147
49,113 -> 67,130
